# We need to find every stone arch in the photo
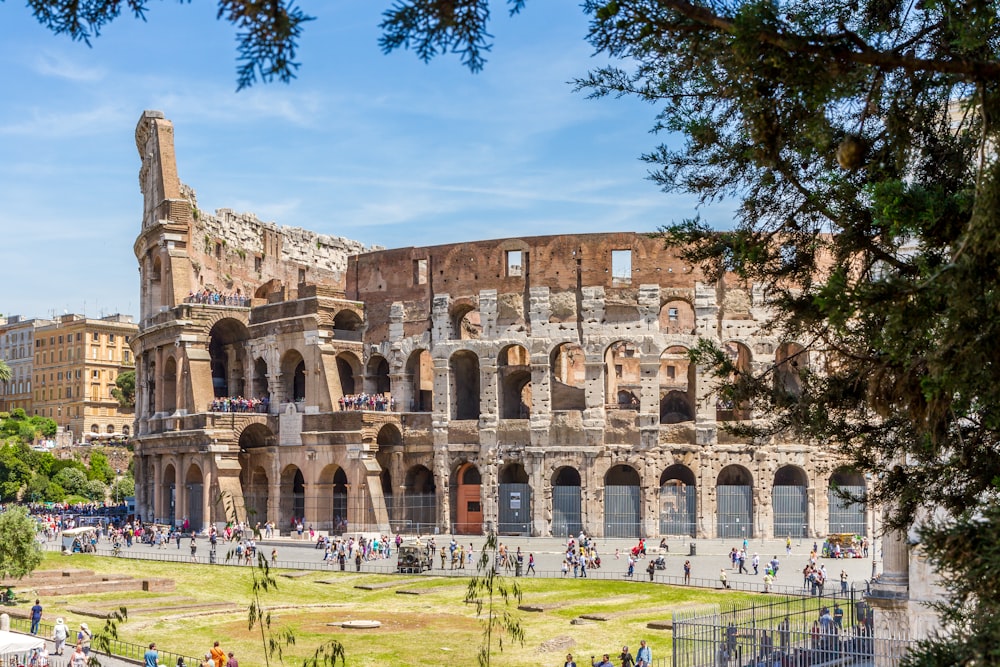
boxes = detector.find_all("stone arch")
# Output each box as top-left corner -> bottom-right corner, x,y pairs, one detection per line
550,465 -> 583,536
498,344 -> 531,419
775,341 -> 808,398
316,465 -> 350,534
604,341 -> 641,408
376,423 -> 402,448
240,464 -> 269,525
451,301 -> 482,340
550,342 -> 585,411
659,298 -> 696,334
449,350 -> 481,420
336,351 -> 362,397
717,341 -> 753,421
184,463 -> 205,530
604,464 -> 641,538
332,309 -> 363,334
161,462 -> 177,525
238,422 -> 274,450
252,357 -> 269,401
122,425 -> 130,436
659,464 -> 697,536
405,349 -> 434,412
208,317 -> 251,399
403,464 -> 437,534
280,465 -> 306,528
717,464 -> 754,538
366,355 -> 391,395
162,355 -> 178,413
280,349 -> 306,403
452,461 -> 482,535
659,345 -> 695,423
829,467 -> 867,536
497,462 -> 530,535
254,278 -> 282,300
774,465 -> 809,539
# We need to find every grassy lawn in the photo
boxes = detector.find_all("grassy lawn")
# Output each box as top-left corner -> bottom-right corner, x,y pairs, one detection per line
27,553 -> 759,666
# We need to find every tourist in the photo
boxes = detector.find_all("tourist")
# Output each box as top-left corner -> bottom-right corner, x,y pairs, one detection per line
77,623 -> 91,655
30,598 -> 42,634
564,653 -> 577,667
683,560 -> 691,585
211,641 -> 226,667
635,639 -> 651,667
144,643 -> 158,667
52,617 -> 69,655
201,654 -> 213,667
619,645 -> 635,667
226,652 -> 238,667
646,560 -> 656,581
70,644 -> 86,667
720,569 -> 730,589
591,654 -> 614,667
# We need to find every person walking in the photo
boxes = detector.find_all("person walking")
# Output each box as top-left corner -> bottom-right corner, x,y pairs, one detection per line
70,644 -> 86,667
591,654 -> 614,667
226,652 -> 238,667
77,624 -> 91,656
720,569 -> 730,589
201,654 -> 214,667
211,641 -> 226,667
620,645 -> 635,667
144,643 -> 158,667
563,653 -> 578,667
646,560 -> 656,582
30,599 -> 43,634
51,618 -> 69,656
635,639 -> 651,667
527,553 -> 536,575
683,560 -> 692,585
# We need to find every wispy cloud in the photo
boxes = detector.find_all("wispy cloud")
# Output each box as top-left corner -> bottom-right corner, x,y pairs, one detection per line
0,104 -> 132,137
33,51 -> 106,82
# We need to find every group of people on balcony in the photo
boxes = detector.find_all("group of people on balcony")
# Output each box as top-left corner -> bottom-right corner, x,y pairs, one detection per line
185,289 -> 251,307
210,396 -> 269,413
337,393 -> 395,411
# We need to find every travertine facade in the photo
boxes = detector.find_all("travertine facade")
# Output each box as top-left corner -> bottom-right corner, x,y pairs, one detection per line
132,111 -> 868,540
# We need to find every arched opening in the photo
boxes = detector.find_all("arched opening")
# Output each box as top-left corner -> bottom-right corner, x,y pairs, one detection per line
280,350 -> 306,403
336,352 -> 361,397
238,423 -> 274,450
162,356 -> 177,414
659,299 -> 695,334
499,344 -> 531,419
551,467 -> 582,537
184,464 -> 204,531
208,318 -> 250,399
333,309 -> 363,340
829,468 -> 867,536
366,355 -> 391,396
331,467 -> 348,534
659,345 -> 695,423
380,468 -> 394,524
450,351 -> 480,420
453,462 -> 482,535
775,342 -> 808,399
280,465 -> 306,527
161,463 -> 176,525
774,465 -> 809,539
717,465 -> 754,538
604,341 -> 641,409
405,349 -> 434,412
498,463 -> 531,535
604,464 -> 641,538
717,342 -> 752,421
252,357 -> 269,402
240,465 -> 269,525
122,425 -> 130,437
550,343 -> 585,411
452,303 -> 482,340
404,465 -> 437,534
659,464 -> 697,536
254,278 -> 282,300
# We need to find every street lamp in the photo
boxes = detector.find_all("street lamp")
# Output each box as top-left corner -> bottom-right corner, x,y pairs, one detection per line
115,469 -> 122,505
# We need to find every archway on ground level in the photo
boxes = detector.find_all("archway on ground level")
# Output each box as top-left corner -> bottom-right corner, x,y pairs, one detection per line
659,465 -> 697,537
605,341 -> 641,408
240,465 -> 269,525
659,345 -> 695,423
280,465 -> 306,528
829,468 -> 867,536
450,351 -> 480,420
550,343 -> 586,411
717,465 -> 754,538
404,465 -> 437,534
453,462 -> 482,535
406,349 -> 434,412
280,350 -> 306,403
551,467 -> 582,537
604,464 -> 641,538
367,355 -> 391,395
498,463 -> 531,535
499,345 -> 531,419
161,463 -> 177,525
184,464 -> 204,530
162,356 -> 177,413
774,465 -> 809,539
208,318 -> 250,399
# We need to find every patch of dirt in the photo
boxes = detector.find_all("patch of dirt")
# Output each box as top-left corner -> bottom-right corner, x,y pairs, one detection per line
537,635 -> 576,653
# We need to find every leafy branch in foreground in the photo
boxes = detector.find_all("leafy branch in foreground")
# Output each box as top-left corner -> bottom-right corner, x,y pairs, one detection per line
464,530 -> 524,667
89,607 -> 128,667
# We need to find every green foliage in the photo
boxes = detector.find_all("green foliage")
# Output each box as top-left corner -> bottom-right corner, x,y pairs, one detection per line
464,530 -> 524,667
0,505 -> 43,579
89,607 -> 128,667
111,475 -> 134,500
53,467 -> 89,496
0,359 -> 10,384
82,478 -> 108,501
111,370 -> 135,409
87,451 -> 115,484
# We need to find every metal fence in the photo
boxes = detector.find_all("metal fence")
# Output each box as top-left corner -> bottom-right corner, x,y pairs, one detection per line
673,591 -> 914,667
717,485 -> 753,539
773,486 -> 807,539
552,485 -> 583,537
828,485 -> 867,536
660,485 -> 696,536
604,485 -> 641,538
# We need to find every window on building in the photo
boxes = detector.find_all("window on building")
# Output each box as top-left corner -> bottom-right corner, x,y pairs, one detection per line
668,307 -> 679,321
298,268 -> 306,283
58,335 -> 63,344
255,256 -> 262,272
109,334 -> 115,344
92,332 -> 99,342
615,364 -> 624,378
215,242 -> 222,258
123,350 -> 131,364
92,370 -> 99,379
611,250 -> 632,283
667,365 -> 676,379
49,337 -> 54,345
93,348 -> 98,359
413,259 -> 428,285
506,250 -> 523,277
76,333 -> 81,342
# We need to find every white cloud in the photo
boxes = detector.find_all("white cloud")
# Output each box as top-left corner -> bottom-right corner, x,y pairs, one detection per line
33,51 -> 106,82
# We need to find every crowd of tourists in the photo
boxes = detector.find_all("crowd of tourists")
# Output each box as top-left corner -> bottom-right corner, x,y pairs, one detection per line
209,395 -> 269,413
184,290 -> 251,307
337,393 -> 394,411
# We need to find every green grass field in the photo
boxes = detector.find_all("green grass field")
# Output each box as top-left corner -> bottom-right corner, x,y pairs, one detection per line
27,553 -> 757,666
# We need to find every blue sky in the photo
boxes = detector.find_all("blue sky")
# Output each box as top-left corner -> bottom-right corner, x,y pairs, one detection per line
0,1 -> 733,321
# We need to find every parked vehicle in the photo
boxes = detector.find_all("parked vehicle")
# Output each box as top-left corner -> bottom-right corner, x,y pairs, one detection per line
396,543 -> 431,573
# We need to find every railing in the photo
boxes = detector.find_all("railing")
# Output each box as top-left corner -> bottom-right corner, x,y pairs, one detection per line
331,328 -> 363,342
183,294 -> 251,307
208,398 -> 269,413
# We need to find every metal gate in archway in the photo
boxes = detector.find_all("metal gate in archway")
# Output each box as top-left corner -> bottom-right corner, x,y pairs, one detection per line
828,485 -> 866,535
498,483 -> 531,535
774,485 -> 808,538
604,485 -> 641,538
660,485 -> 696,536
552,485 -> 582,537
717,485 -> 753,538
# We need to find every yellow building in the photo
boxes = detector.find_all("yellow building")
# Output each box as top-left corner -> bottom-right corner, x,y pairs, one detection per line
33,314 -> 138,443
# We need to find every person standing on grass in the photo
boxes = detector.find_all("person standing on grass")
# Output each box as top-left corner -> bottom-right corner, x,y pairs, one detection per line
30,599 -> 42,634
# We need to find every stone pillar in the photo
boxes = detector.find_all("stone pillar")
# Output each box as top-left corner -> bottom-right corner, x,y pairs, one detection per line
392,372 -> 412,414
173,458 -> 185,527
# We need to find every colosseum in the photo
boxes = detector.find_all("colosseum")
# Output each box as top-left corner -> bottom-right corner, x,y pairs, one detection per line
130,110 -> 868,540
